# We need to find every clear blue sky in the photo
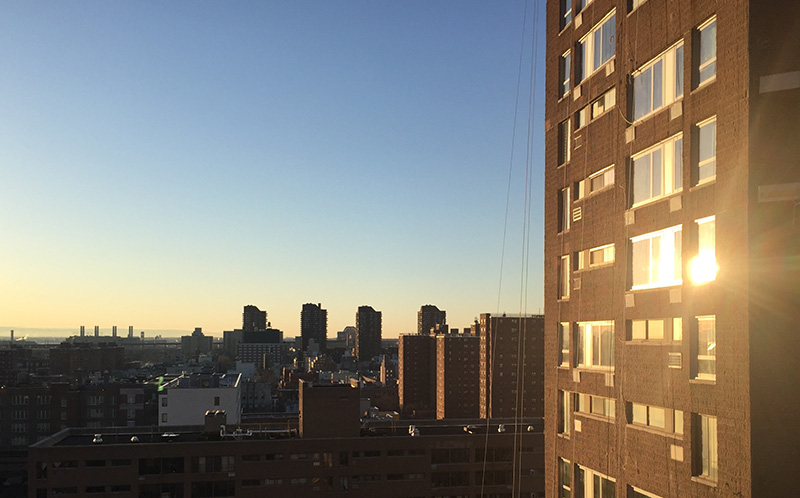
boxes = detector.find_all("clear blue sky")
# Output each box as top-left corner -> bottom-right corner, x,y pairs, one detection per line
0,1 -> 546,338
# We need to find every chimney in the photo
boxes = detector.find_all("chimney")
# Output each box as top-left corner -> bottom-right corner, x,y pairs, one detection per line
203,410 -> 227,436
94,326 -> 99,337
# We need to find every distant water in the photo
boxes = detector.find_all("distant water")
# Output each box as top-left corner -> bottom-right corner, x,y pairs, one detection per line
0,327 -> 197,343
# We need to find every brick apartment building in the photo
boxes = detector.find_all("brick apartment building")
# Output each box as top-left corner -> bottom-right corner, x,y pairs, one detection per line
29,383 -> 545,497
479,314 -> 545,419
544,1 -> 800,497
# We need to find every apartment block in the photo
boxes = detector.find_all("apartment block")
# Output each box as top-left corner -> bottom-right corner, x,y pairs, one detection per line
544,1 -> 800,497
355,306 -> 382,362
435,332 -> 480,420
478,314 -> 545,419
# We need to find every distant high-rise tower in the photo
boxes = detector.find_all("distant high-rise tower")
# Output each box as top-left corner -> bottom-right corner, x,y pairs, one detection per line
436,331 -> 480,419
301,303 -> 328,353
478,313 -> 543,419
417,304 -> 446,335
398,333 -> 437,418
242,305 -> 267,332
355,306 -> 382,362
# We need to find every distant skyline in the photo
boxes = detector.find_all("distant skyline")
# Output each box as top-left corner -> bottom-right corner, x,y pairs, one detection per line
0,1 -> 546,338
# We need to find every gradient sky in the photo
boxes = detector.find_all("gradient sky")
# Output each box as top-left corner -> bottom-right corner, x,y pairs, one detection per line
0,1 -> 546,338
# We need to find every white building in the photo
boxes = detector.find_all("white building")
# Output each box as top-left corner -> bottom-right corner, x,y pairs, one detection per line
158,373 -> 241,427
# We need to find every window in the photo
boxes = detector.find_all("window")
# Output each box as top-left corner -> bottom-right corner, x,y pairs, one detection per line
559,458 -> 572,498
630,319 -> 664,340
630,134 -> 683,207
558,390 -> 571,435
630,225 -> 682,289
695,117 -> 716,184
576,393 -> 615,418
559,322 -> 570,367
576,321 -> 614,369
696,17 -> 716,86
575,466 -> 616,498
560,51 -> 571,97
694,316 -> 716,380
589,244 -> 615,267
161,397 -> 167,407
214,396 -> 220,406
576,0 -> 593,12
628,402 -> 683,434
559,255 -> 571,300
629,486 -> 662,498
560,0 -> 572,30
578,10 -> 616,82
693,414 -> 718,481
690,216 -> 716,283
629,0 -> 647,11
633,42 -> 684,121
577,88 -> 616,128
558,119 -> 571,165
577,165 -> 614,199
559,187 -> 571,232
161,413 -> 168,423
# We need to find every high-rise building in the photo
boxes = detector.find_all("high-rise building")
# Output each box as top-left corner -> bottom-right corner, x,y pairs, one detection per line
478,314 -> 544,419
355,305 -> 382,362
398,333 -> 436,418
417,304 -> 446,335
544,1 -> 800,497
436,331 -> 480,419
300,303 -> 328,352
242,305 -> 267,332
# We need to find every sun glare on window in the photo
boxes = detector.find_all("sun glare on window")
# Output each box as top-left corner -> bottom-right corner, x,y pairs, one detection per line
689,250 -> 717,284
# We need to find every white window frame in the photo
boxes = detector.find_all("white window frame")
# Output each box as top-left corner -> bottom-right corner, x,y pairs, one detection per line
693,413 -> 718,481
559,186 -> 571,232
630,225 -> 682,290
576,320 -> 614,370
577,88 -> 616,129
560,0 -> 573,30
630,485 -> 662,498
694,315 -> 716,381
576,0 -> 593,13
630,133 -> 683,207
589,243 -> 615,267
632,41 -> 684,122
695,117 -> 716,185
629,402 -> 683,434
696,17 -> 717,87
559,322 -> 570,367
578,10 -> 616,82
577,165 -> 615,199
560,255 -> 571,300
559,458 -> 572,498
558,118 -> 572,165
576,465 -> 616,498
560,50 -> 571,98
576,393 -> 615,419
559,390 -> 571,435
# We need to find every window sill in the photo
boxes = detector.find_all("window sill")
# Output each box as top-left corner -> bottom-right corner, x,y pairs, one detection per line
575,412 -> 615,424
690,377 -> 716,385
694,75 -> 716,93
575,366 -> 615,374
632,97 -> 683,126
630,281 -> 682,292
578,57 -> 615,87
626,339 -> 678,345
626,423 -> 682,440
629,190 -> 682,211
558,22 -> 572,36
692,177 -> 716,189
691,475 -> 717,487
